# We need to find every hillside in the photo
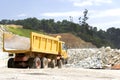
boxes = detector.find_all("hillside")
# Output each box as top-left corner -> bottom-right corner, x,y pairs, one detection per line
2,24 -> 96,48
50,33 -> 96,48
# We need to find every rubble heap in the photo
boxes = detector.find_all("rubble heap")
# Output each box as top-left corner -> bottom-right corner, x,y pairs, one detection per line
67,47 -> 120,69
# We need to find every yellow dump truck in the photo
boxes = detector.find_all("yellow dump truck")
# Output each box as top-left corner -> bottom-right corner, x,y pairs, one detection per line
3,32 -> 68,68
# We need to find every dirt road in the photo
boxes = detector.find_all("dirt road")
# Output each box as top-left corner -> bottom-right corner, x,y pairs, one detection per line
0,67 -> 120,80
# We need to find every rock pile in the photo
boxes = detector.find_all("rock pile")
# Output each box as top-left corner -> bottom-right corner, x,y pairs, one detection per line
67,47 -> 120,69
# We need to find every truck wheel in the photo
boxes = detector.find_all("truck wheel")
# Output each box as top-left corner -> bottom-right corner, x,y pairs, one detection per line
33,57 -> 41,69
48,59 -> 55,68
28,58 -> 34,68
8,58 -> 14,68
41,57 -> 48,68
51,60 -> 56,68
57,59 -> 62,68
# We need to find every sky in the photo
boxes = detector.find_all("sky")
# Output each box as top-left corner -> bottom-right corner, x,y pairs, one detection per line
0,0 -> 120,30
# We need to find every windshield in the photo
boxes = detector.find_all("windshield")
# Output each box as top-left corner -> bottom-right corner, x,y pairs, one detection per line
62,43 -> 67,50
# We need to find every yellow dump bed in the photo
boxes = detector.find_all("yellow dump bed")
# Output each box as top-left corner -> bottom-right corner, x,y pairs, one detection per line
31,32 -> 60,54
3,32 -> 61,54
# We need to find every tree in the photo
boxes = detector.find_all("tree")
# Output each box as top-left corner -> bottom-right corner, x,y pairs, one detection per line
82,9 -> 88,25
79,9 -> 89,25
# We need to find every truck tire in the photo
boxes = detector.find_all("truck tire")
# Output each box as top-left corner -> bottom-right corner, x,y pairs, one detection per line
28,58 -> 34,68
48,59 -> 55,68
57,59 -> 62,68
51,60 -> 56,68
8,58 -> 14,68
41,57 -> 48,68
33,57 -> 41,69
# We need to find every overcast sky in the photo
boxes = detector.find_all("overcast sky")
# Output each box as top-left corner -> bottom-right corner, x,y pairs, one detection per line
0,0 -> 120,30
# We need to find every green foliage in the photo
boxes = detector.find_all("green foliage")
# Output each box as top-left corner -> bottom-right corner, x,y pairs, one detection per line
7,27 -> 42,37
106,27 -> 120,48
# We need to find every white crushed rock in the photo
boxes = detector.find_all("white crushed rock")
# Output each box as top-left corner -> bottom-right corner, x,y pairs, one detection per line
67,47 -> 120,69
4,34 -> 30,50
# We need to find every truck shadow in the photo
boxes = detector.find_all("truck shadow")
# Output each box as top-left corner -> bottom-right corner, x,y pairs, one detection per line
25,73 -> 49,75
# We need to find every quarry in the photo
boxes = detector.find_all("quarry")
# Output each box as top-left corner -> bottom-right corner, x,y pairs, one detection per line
0,25 -> 120,80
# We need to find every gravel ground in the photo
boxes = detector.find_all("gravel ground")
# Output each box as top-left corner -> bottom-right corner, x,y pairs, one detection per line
0,67 -> 120,80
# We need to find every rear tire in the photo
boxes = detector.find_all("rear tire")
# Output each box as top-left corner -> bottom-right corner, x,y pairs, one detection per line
41,57 -> 48,68
33,57 -> 41,69
8,58 -> 14,68
28,58 -> 34,68
48,59 -> 55,68
51,60 -> 56,68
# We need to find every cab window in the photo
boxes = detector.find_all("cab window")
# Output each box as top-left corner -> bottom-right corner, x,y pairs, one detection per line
62,43 -> 67,50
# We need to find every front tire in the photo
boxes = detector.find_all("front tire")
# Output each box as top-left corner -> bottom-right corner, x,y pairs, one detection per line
41,57 -> 48,68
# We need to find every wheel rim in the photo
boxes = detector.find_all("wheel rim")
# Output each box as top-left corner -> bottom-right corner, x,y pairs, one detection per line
34,57 -> 41,69
36,60 -> 41,69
